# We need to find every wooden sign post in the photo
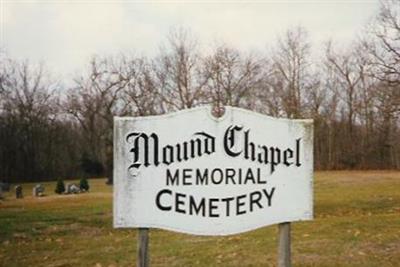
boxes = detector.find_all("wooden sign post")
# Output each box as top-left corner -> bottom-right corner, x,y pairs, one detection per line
137,228 -> 149,267
113,106 -> 313,266
278,222 -> 291,267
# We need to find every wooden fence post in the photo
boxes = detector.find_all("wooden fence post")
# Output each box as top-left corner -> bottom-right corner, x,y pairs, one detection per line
278,222 -> 291,267
137,228 -> 149,267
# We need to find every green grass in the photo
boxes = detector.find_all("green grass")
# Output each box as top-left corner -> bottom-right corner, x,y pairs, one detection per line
1,171 -> 400,266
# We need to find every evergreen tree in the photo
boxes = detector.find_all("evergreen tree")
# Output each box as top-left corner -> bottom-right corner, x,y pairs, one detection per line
79,177 -> 90,192
55,179 -> 65,194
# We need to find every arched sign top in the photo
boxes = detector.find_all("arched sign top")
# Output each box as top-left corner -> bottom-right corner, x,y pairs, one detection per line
115,105 -> 313,124
113,106 -> 313,236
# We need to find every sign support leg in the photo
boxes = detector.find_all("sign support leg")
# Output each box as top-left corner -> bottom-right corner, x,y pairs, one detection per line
137,228 -> 149,267
278,222 -> 291,267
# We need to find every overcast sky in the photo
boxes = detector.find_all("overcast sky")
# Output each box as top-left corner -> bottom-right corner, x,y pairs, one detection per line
1,0 -> 379,80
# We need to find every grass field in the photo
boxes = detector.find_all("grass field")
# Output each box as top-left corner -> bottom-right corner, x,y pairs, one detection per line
0,171 -> 399,267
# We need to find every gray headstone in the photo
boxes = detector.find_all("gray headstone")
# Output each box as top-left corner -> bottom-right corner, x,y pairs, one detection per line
66,183 -> 80,194
32,184 -> 45,197
65,183 -> 70,194
0,182 -> 10,192
65,183 -> 71,194
15,185 -> 23,199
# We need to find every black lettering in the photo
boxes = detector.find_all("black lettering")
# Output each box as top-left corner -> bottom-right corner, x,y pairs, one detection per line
225,168 -> 236,185
284,148 -> 294,166
182,169 -> 192,185
250,191 -> 263,212
163,145 -> 174,165
156,189 -> 172,211
263,188 -> 275,207
244,168 -> 256,184
166,169 -> 179,186
194,132 -> 216,155
209,198 -> 219,217
256,168 -> 266,184
296,138 -> 302,167
224,125 -> 243,157
189,196 -> 206,216
238,168 -> 242,184
211,168 -> 223,184
175,193 -> 186,214
182,141 -> 189,161
270,147 -> 281,174
221,197 -> 234,216
126,132 -> 159,170
244,130 -> 256,161
190,138 -> 202,158
236,194 -> 246,215
196,169 -> 208,185
176,143 -> 182,162
258,145 -> 269,164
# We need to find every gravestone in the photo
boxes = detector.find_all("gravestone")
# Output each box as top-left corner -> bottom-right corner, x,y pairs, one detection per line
15,185 -> 23,199
32,184 -> 45,197
66,183 -> 80,194
0,181 -> 10,192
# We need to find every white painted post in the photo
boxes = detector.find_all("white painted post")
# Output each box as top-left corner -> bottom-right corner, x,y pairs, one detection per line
137,228 -> 149,267
278,222 -> 291,267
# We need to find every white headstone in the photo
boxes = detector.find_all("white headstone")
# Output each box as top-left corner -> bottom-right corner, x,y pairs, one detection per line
32,184 -> 45,197
65,183 -> 80,194
114,106 -> 313,236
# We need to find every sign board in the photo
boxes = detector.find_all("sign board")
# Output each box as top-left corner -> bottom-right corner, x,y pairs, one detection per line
114,106 -> 313,236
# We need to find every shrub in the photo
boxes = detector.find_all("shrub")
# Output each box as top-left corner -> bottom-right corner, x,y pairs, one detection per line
79,177 -> 90,192
55,179 -> 65,194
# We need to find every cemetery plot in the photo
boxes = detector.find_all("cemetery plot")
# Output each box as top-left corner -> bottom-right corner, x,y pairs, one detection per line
0,172 -> 399,266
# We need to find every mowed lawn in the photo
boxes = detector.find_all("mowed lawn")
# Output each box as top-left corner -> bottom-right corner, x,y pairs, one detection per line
0,171 -> 399,267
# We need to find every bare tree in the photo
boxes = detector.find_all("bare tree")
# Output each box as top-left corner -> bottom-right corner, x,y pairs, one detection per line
0,59 -> 61,181
66,56 -> 126,178
154,27 -> 209,111
365,0 -> 400,85
363,0 -> 400,168
204,45 -> 264,110
325,42 -> 365,135
268,26 -> 317,119
119,55 -> 160,116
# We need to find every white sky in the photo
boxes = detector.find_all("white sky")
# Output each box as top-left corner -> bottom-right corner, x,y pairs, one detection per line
1,0 -> 379,80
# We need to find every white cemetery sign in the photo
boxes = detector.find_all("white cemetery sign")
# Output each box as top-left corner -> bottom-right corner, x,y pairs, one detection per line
114,106 -> 313,236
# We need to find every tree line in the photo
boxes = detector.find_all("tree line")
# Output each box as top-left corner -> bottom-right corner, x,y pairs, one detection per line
0,0 -> 399,182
